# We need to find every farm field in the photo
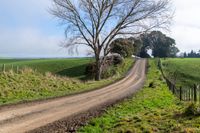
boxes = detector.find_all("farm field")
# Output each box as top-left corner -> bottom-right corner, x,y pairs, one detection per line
0,58 -> 134,105
79,60 -> 200,133
161,58 -> 200,87
0,58 -> 93,79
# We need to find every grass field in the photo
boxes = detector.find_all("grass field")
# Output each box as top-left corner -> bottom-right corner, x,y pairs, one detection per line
79,60 -> 200,133
0,58 -> 93,79
0,58 -> 134,105
161,58 -> 200,87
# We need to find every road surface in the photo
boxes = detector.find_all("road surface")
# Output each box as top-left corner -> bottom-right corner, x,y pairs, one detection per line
0,59 -> 147,133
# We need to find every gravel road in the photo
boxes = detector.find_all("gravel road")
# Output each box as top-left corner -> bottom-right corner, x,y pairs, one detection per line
0,59 -> 147,133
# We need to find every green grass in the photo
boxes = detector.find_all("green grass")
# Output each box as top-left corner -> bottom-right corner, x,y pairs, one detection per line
0,58 -> 134,105
78,60 -> 200,133
0,58 -> 93,79
161,58 -> 200,86
0,59 -> 28,64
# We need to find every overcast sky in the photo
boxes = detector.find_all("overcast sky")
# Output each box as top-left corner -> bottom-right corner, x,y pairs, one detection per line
0,0 -> 199,58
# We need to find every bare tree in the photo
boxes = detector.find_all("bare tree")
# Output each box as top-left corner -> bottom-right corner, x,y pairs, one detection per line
51,0 -> 172,80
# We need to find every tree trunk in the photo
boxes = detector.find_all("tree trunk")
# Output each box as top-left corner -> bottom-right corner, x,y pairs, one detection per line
95,57 -> 102,81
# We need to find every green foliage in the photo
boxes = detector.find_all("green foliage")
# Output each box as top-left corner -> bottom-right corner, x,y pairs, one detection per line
0,58 -> 134,105
139,31 -> 179,58
85,55 -> 125,79
185,103 -> 200,116
79,60 -> 200,133
131,37 -> 143,56
101,58 -> 133,79
110,38 -> 134,58
162,58 -> 200,86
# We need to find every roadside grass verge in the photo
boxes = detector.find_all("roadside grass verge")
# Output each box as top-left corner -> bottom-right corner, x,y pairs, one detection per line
161,58 -> 200,86
0,58 -> 133,106
78,60 -> 200,133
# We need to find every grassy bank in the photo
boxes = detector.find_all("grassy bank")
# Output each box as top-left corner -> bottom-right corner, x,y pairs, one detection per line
79,60 -> 200,133
162,58 -> 200,86
0,58 -> 133,105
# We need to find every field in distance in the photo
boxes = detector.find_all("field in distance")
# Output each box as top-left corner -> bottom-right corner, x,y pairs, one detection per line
0,58 -> 93,79
162,58 -> 200,87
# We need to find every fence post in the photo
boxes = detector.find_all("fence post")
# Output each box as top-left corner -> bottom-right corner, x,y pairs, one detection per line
194,84 -> 197,102
11,64 -> 14,71
17,66 -> 19,74
199,85 -> 200,103
186,89 -> 188,101
2,64 -> 5,72
180,86 -> 182,101
189,87 -> 191,101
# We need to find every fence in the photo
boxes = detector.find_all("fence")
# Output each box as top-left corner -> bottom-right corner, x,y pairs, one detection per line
158,59 -> 200,102
0,64 -> 20,73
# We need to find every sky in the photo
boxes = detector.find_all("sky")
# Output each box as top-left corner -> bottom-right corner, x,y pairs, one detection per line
0,0 -> 199,58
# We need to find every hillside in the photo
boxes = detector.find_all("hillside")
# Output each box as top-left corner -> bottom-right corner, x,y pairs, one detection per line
0,58 -> 93,79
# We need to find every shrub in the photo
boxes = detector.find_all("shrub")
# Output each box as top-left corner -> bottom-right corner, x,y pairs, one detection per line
185,103 -> 200,116
85,62 -> 96,79
110,38 -> 134,58
85,54 -> 124,79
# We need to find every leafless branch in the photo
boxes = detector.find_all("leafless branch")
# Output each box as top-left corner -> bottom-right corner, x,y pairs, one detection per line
51,0 -> 173,80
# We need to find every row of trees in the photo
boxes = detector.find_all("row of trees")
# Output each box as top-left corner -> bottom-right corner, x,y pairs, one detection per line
183,50 -> 200,58
110,31 -> 179,58
140,31 -> 179,58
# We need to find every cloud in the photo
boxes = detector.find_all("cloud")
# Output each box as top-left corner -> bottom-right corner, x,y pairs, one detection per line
171,26 -> 200,52
168,0 -> 200,52
0,27 -> 90,58
0,0 -> 90,57
0,27 -> 64,57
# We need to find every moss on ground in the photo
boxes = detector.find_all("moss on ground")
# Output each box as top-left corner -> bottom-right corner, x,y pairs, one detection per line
78,60 -> 200,133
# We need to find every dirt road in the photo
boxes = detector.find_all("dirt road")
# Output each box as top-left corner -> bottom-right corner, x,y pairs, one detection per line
0,59 -> 147,133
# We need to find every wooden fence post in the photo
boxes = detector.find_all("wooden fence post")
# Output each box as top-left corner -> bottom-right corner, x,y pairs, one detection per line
194,84 -> 197,102
185,89 -> 188,101
180,86 -> 182,101
11,64 -> 14,71
189,88 -> 191,101
199,85 -> 200,103
2,64 -> 5,72
17,66 -> 19,74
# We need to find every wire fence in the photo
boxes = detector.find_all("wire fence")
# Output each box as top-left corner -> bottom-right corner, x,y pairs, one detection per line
0,64 -> 21,73
158,59 -> 200,102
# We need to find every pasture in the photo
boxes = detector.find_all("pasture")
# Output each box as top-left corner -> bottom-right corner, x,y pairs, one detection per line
0,58 -> 93,79
161,58 -> 200,87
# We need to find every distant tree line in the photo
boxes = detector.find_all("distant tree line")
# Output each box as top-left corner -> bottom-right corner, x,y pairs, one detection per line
183,50 -> 200,58
110,31 -> 179,58
86,30 -> 178,79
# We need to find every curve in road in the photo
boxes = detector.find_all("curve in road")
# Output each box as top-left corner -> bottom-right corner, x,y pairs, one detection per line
0,59 -> 147,133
